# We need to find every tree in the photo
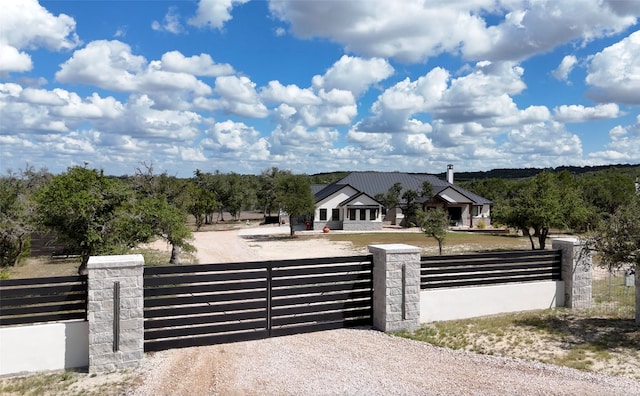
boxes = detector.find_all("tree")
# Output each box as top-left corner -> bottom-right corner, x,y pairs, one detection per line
274,172 -> 315,236
0,173 -> 30,267
492,171 -> 589,250
584,196 -> 640,324
34,166 -> 149,274
417,209 -> 449,255
130,164 -> 195,264
578,169 -> 636,218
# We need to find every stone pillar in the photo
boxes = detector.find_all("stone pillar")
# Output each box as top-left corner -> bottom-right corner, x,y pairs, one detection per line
368,244 -> 421,332
552,238 -> 592,309
87,254 -> 144,373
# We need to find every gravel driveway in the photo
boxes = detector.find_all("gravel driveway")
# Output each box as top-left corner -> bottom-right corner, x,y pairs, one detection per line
129,226 -> 640,395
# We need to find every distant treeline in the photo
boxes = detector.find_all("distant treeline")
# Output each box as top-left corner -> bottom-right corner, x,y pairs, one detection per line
434,163 -> 640,182
309,164 -> 640,185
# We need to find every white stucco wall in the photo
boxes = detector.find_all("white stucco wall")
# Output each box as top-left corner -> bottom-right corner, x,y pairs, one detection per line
0,321 -> 89,376
315,186 -> 359,222
420,281 -> 565,323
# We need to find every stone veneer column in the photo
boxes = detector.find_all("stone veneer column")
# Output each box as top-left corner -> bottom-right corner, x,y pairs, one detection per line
552,238 -> 592,309
87,254 -> 144,373
368,244 -> 421,332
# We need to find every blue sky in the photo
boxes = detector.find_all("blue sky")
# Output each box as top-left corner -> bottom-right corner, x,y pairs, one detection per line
1,0 -> 640,177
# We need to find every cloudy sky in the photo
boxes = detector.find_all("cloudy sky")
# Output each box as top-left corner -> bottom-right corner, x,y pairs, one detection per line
1,0 -> 640,177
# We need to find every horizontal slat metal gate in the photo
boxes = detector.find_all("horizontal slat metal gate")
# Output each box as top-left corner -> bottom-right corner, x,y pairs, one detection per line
143,255 -> 373,352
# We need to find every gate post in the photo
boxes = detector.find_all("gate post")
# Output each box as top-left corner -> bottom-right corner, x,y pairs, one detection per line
369,244 -> 421,332
552,238 -> 592,309
87,254 -> 144,373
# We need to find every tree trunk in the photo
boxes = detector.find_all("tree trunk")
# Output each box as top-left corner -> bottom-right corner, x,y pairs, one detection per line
523,228 -> 535,250
78,254 -> 89,275
538,228 -> 549,250
170,244 -> 181,265
437,239 -> 443,255
289,215 -> 295,237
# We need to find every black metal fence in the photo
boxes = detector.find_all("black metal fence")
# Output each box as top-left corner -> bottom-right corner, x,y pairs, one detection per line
143,255 -> 373,352
0,275 -> 88,326
421,250 -> 562,289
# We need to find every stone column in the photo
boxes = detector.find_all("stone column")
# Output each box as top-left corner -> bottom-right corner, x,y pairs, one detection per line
552,238 -> 592,309
368,244 -> 421,332
87,254 -> 144,373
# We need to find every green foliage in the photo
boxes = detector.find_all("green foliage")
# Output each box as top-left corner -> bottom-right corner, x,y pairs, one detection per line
34,167 -> 148,272
275,172 -> 315,236
587,196 -> 640,271
492,171 -> 590,249
417,209 -> 449,255
578,169 -> 636,217
0,167 -> 50,267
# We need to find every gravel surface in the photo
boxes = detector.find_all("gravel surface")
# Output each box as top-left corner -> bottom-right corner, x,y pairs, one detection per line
129,225 -> 640,395
128,328 -> 640,396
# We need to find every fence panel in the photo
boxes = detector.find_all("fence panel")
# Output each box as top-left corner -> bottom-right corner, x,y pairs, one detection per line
143,261 -> 269,352
270,255 -> 373,337
421,250 -> 561,289
0,275 -> 87,326
143,255 -> 374,351
592,267 -> 635,319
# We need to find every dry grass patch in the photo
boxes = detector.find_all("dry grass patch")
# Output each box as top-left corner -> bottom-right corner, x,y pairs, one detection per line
399,308 -> 640,379
326,231 -> 532,254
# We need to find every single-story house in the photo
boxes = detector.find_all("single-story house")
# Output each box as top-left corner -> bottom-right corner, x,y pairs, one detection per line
312,166 -> 492,231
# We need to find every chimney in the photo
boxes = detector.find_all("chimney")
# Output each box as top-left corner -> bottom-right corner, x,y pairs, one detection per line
446,164 -> 454,184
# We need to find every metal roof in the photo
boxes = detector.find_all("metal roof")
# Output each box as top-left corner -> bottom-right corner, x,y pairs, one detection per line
332,171 -> 492,205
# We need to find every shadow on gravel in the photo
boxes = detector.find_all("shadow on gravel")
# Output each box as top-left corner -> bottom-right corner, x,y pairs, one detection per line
514,313 -> 640,351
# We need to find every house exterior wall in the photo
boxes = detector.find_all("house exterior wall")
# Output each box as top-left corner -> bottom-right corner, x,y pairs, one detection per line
314,187 -> 358,230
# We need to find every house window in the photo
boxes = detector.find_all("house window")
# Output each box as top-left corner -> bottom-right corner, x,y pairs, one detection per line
331,208 -> 340,220
370,208 -> 378,220
319,208 -> 327,221
360,209 -> 366,220
472,206 -> 481,216
349,208 -> 356,220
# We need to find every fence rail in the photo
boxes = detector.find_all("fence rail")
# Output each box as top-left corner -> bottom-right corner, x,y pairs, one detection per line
421,250 -> 561,289
0,275 -> 87,326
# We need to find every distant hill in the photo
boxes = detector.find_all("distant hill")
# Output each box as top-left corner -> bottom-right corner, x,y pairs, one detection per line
434,164 -> 640,182
310,164 -> 640,184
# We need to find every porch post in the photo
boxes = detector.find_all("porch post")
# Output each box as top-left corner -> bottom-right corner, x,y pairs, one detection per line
369,244 -> 421,332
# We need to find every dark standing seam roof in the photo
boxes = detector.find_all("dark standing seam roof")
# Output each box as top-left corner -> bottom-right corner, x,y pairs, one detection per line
332,172 -> 492,205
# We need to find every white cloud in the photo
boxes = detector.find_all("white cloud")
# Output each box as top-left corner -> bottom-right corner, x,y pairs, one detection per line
55,40 -> 145,91
0,0 -> 80,73
151,7 -> 184,34
201,75 -> 269,118
160,51 -> 234,76
553,103 -> 620,123
270,0 -> 638,63
552,55 -> 578,81
311,56 -> 394,97
588,115 -> 640,163
55,41 -> 213,107
188,0 -> 250,29
260,81 -> 320,105
586,30 -> 640,104
0,43 -> 33,73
